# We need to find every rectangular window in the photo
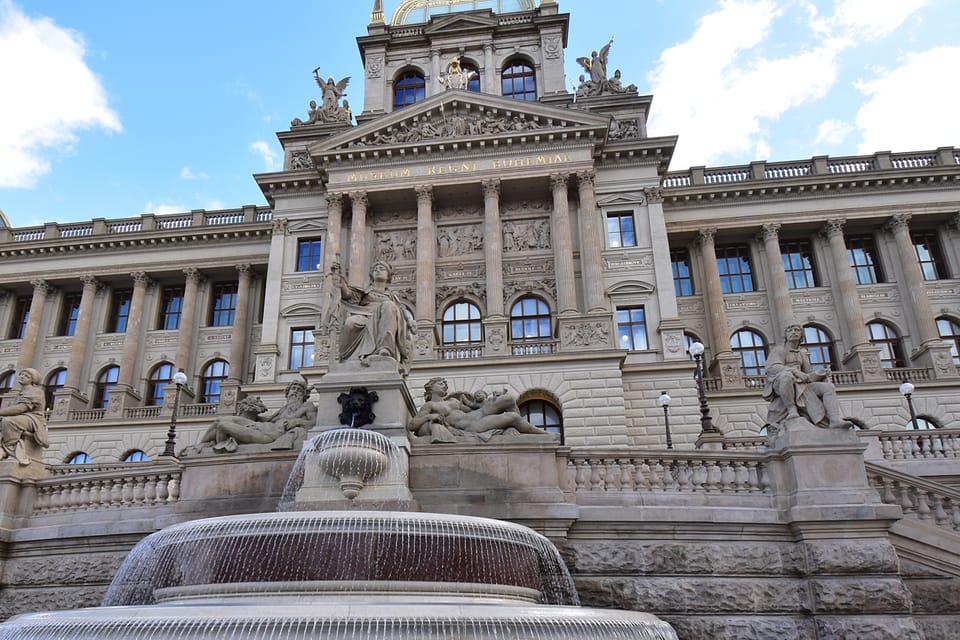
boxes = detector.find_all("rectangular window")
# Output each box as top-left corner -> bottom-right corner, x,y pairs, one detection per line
606,212 -> 637,248
846,236 -> 884,284
781,240 -> 818,289
912,231 -> 947,281
616,306 -> 648,351
671,249 -> 694,296
210,283 -> 238,327
289,328 -> 315,369
296,238 -> 323,272
108,290 -> 132,333
158,287 -> 184,330
10,296 -> 30,339
716,245 -> 754,293
58,292 -> 82,336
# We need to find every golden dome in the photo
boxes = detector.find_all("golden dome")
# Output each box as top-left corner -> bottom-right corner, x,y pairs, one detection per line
390,0 -> 538,26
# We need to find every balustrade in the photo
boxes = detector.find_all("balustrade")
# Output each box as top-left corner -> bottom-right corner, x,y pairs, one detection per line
867,463 -> 960,534
33,465 -> 182,514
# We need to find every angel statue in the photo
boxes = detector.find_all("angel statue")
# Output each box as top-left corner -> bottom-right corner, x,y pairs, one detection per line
313,69 -> 351,122
575,36 -> 615,97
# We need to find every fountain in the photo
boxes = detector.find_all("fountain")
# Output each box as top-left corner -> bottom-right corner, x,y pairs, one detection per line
0,426 -> 677,639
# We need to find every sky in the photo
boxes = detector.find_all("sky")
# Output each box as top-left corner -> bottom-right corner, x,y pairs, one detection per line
1,0 -> 958,228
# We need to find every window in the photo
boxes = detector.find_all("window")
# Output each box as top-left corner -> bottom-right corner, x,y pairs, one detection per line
146,362 -> 174,406
0,370 -> 14,395
200,360 -> 229,404
867,321 -> 906,368
393,70 -> 425,110
44,368 -> 67,411
671,249 -> 694,296
781,240 -> 818,289
461,61 -> 481,92
109,290 -> 132,333
801,325 -> 837,370
297,238 -> 323,272
606,212 -> 636,248
616,306 -> 648,351
10,296 -> 30,339
501,60 -> 536,101
442,301 -> 482,346
94,365 -> 120,409
716,245 -> 754,293
912,231 -> 947,281
906,417 -> 939,430
684,332 -> 701,361
519,398 -> 562,444
123,450 -> 149,462
58,292 -> 82,336
847,236 -> 884,284
936,317 -> 960,365
66,452 -> 91,464
158,287 -> 184,330
731,329 -> 767,376
210,283 -> 238,327
510,296 -> 552,341
290,328 -> 315,369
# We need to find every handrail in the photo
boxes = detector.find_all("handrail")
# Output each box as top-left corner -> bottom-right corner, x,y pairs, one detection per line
866,461 -> 960,534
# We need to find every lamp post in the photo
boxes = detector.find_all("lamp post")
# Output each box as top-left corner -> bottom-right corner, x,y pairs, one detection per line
657,391 -> 673,449
688,341 -> 719,434
899,381 -> 920,431
163,369 -> 189,457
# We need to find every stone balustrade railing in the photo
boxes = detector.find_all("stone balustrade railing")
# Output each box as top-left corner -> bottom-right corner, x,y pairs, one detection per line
876,429 -> 960,461
32,463 -> 182,515
866,462 -> 960,534
565,449 -> 768,494
438,345 -> 483,360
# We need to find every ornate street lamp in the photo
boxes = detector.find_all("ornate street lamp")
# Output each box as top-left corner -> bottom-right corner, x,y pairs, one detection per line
657,391 -> 673,449
688,341 -> 719,434
899,381 -> 920,431
163,369 -> 189,457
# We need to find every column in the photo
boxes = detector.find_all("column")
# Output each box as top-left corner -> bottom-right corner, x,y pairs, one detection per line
228,264 -> 253,384
173,268 -> 202,376
550,173 -> 578,315
821,219 -> 885,381
348,191 -> 369,287
697,229 -> 731,355
116,272 -> 151,391
415,185 -> 435,323
254,217 -> 286,383
576,170 -> 606,312
431,49 -> 440,95
16,280 -> 53,371
50,276 -> 98,420
483,42 -> 495,92
888,214 -> 958,379
324,193 -> 344,273
760,223 -> 795,337
482,179 -> 504,317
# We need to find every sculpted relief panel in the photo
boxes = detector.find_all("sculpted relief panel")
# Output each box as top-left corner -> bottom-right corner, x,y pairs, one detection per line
375,230 -> 417,262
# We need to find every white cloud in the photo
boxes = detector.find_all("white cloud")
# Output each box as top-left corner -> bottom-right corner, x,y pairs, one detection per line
0,1 -> 121,188
249,141 -> 279,171
142,202 -> 187,216
831,0 -> 927,41
815,119 -> 854,146
205,199 -> 225,210
180,166 -> 209,180
854,46 -> 960,154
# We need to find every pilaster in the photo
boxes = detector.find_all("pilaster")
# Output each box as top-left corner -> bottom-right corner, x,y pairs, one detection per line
254,217 -> 288,384
348,191 -> 369,287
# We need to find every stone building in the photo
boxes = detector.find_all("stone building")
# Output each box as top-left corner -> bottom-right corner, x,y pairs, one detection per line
1,1 -> 959,638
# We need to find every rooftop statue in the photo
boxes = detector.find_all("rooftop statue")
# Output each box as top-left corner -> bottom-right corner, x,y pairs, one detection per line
575,36 -> 637,97
409,377 -> 558,444
290,70 -> 352,127
439,57 -> 476,91
181,380 -> 317,455
0,368 -> 49,466
763,324 -> 852,433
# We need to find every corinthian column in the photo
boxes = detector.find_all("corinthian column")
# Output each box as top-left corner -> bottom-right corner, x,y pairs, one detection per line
482,178 -> 504,317
550,173 -> 578,315
324,192 -> 344,273
116,272 -> 151,390
16,280 -> 53,371
51,276 -> 97,420
576,170 -> 605,312
697,229 -> 732,354
228,264 -> 253,384
415,185 -> 435,323
348,191 -> 369,287
174,268 -> 202,375
759,223 -> 795,337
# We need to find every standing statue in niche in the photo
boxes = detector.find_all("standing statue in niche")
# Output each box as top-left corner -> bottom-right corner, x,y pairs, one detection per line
0,369 -> 48,466
763,324 -> 852,432
332,260 -> 415,376
439,57 -> 476,91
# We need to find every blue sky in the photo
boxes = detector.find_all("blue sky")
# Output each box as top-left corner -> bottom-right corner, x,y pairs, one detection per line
1,0 -> 958,228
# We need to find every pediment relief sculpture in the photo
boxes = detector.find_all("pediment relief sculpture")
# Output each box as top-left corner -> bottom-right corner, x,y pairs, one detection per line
346,108 -> 543,148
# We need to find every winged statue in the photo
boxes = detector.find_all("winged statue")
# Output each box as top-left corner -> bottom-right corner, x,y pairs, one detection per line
575,36 -> 615,97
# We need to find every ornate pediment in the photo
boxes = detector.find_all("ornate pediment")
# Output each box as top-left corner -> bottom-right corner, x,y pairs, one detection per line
286,219 -> 327,233
608,280 -> 655,297
597,192 -> 646,206
422,12 -> 498,33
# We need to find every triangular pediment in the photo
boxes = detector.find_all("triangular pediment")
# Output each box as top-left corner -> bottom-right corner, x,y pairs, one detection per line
313,90 -> 610,160
422,11 -> 498,33
597,192 -> 646,206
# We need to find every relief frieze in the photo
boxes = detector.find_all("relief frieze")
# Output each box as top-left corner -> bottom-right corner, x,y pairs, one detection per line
375,230 -> 417,262
438,224 -> 483,257
436,204 -> 482,220
502,199 -> 550,214
503,219 -> 550,252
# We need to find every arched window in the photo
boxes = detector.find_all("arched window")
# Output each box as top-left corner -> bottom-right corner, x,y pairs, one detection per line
94,366 -> 120,409
200,360 -> 229,404
519,398 -> 562,443
510,296 -> 553,354
937,317 -> 960,365
802,325 -> 837,370
731,329 -> 767,377
683,332 -> 702,361
461,61 -> 481,92
501,60 -> 536,101
66,452 -> 91,464
123,450 -> 149,462
907,416 -> 939,430
393,70 -> 426,110
147,362 -> 174,406
867,321 -> 906,368
44,368 -> 67,411
0,370 -> 14,395
442,301 -> 482,346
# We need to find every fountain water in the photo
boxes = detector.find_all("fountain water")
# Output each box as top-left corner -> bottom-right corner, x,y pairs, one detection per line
0,429 -> 678,639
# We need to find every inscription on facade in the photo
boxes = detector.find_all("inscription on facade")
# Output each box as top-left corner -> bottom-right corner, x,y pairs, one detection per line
345,154 -> 572,184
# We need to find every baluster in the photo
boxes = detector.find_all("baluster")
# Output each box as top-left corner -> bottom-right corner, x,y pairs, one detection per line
618,459 -> 634,491
89,480 -> 103,509
714,461 -> 731,493
589,459 -> 603,491
649,459 -> 664,490
931,435 -> 945,459
881,478 -> 898,505
110,478 -> 123,506
897,482 -> 915,514
731,461 -> 747,492
932,494 -> 949,526
633,458 -> 650,491
78,481 -> 91,510
690,460 -> 707,492
891,437 -> 906,460
167,476 -> 180,501
156,475 -> 170,502
120,479 -> 133,506
604,459 -> 619,491
145,476 -> 158,503
880,437 -> 894,461
132,476 -> 146,505
949,498 -> 960,532
671,459 -> 686,491
944,435 -> 960,459
69,482 -> 82,511
747,461 -> 762,492
915,490 -> 932,520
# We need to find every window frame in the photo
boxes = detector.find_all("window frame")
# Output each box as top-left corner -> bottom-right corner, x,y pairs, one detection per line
93,365 -> 120,409
781,240 -> 818,289
731,329 -> 767,377
509,296 -> 553,342
44,368 -> 67,411
158,286 -> 184,330
123,450 -> 150,462
289,327 -> 315,370
519,397 -> 563,444
716,245 -> 755,293
801,325 -> 837,371
67,452 -> 91,465
867,320 -> 906,368
108,289 -> 133,333
58,292 -> 83,336
616,306 -> 648,351
209,283 -> 238,327
847,235 -> 884,285
937,317 -> 960,365
146,362 -> 174,406
199,360 -> 229,404
0,370 -> 14,395
393,69 -> 426,110
501,60 -> 537,101
671,248 -> 694,297
912,230 -> 947,281
296,238 -> 323,272
441,301 -> 483,346
10,296 -> 30,339
606,212 -> 637,248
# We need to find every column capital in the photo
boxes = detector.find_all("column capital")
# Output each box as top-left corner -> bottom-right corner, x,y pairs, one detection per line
30,279 -> 53,295
951,213 -> 960,231
326,192 -> 345,208
821,218 -> 846,238
576,169 -> 596,188
130,271 -> 154,288
79,274 -> 101,290
887,213 -> 912,234
549,172 -> 569,191
643,186 -> 664,204
236,263 -> 253,279
414,184 -> 434,203
349,190 -> 369,207
481,178 -> 501,198
183,267 -> 203,284
271,216 -> 288,235
697,228 -> 718,245
759,223 -> 781,242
